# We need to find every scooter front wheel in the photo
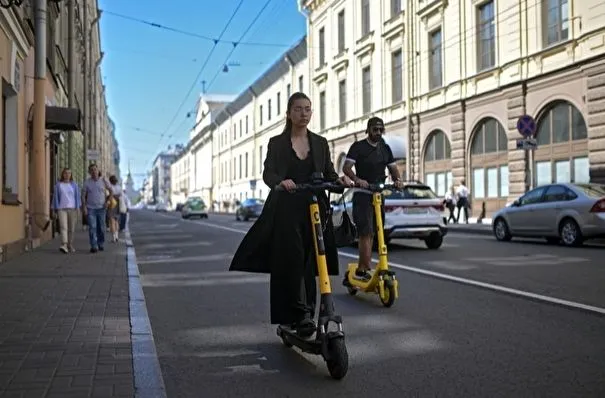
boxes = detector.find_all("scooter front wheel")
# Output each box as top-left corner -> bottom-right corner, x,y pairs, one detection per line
326,337 -> 348,380
380,280 -> 396,308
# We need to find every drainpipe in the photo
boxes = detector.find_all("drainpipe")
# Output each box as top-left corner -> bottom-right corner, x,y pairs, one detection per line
30,0 -> 48,238
67,0 -> 75,171
88,9 -> 101,153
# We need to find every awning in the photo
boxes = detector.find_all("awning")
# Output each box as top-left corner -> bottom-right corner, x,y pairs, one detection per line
45,106 -> 81,131
383,135 -> 407,160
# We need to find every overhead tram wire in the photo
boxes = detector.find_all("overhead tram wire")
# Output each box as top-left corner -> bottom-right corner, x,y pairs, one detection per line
205,0 -> 273,93
102,9 -> 289,49
146,0 -> 245,168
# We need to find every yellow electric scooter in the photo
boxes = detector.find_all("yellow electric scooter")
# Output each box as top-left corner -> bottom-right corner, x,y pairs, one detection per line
342,183 -> 399,307
275,173 -> 349,380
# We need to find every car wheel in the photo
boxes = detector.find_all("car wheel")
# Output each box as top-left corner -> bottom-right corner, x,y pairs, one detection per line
493,218 -> 512,241
424,232 -> 443,249
559,218 -> 583,247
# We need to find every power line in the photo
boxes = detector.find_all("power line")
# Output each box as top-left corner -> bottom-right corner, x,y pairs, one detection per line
205,0 -> 273,93
146,0 -> 245,168
102,9 -> 289,49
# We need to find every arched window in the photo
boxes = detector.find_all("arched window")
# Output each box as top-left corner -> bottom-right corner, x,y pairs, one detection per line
534,101 -> 589,186
469,118 -> 509,215
423,130 -> 452,196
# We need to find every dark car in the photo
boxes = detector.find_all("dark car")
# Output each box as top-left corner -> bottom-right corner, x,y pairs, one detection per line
235,198 -> 265,221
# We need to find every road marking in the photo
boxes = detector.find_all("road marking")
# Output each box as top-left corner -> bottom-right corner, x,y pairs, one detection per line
137,253 -> 233,265
140,241 -> 212,249
189,220 -> 605,317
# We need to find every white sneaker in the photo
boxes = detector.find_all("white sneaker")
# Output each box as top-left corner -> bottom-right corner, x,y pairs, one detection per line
59,245 -> 68,253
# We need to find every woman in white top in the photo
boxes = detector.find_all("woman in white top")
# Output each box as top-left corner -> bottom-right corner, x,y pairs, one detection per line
51,168 -> 82,253
107,175 -> 123,242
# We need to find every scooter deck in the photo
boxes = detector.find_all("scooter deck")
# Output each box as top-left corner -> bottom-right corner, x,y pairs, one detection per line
277,325 -> 323,355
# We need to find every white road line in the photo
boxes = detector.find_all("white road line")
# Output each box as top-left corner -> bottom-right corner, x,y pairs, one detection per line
168,219 -> 605,317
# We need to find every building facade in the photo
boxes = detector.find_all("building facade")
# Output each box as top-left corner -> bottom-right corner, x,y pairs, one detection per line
0,0 -> 118,260
301,0 -> 605,217
209,37 -> 309,207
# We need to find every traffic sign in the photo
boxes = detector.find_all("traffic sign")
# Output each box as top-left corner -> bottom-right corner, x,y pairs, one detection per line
516,138 -> 537,150
516,115 -> 536,138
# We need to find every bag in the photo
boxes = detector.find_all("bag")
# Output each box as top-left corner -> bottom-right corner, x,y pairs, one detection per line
333,197 -> 357,247
118,196 -> 127,214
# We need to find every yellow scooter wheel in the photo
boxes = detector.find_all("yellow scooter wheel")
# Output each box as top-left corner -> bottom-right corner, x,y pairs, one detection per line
380,280 -> 396,308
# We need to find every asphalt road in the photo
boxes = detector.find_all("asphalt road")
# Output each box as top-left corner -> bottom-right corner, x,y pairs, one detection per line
129,210 -> 605,398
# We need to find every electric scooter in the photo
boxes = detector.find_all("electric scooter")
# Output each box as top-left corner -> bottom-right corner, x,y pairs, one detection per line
342,183 -> 400,307
275,174 -> 349,380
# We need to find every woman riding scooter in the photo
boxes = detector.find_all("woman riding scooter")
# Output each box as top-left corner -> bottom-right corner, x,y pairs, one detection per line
229,92 -> 352,338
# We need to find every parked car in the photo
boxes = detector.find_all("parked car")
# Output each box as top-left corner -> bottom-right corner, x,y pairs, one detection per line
235,198 -> 265,221
181,196 -> 209,219
492,182 -> 605,246
155,202 -> 168,212
331,182 -> 448,249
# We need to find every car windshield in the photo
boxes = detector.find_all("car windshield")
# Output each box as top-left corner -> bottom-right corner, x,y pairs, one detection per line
187,197 -> 204,205
245,199 -> 264,205
383,185 -> 438,200
574,183 -> 605,198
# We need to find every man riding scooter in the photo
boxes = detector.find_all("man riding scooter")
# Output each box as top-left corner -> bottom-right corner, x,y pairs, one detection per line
342,117 -> 403,281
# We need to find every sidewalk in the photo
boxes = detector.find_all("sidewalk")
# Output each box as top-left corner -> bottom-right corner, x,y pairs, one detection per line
0,227 -> 163,398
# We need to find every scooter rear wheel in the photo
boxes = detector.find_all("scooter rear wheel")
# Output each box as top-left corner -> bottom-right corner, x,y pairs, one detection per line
326,337 -> 348,380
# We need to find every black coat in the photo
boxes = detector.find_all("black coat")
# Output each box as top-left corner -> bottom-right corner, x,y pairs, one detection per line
228,130 -> 341,276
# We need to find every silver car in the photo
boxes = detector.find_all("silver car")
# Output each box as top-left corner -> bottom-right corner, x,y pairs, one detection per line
492,183 -> 605,246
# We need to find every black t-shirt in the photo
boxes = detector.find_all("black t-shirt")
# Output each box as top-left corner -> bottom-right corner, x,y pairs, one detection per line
346,138 -> 395,184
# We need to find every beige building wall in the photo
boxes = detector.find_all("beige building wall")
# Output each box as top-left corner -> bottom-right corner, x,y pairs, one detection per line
302,0 -> 605,218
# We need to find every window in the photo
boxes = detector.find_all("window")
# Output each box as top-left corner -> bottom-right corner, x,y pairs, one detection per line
536,102 -> 587,145
500,166 -> 509,197
362,66 -> 371,114
338,79 -> 347,123
543,185 -> 575,202
319,91 -> 326,131
544,0 -> 569,47
473,168 -> 485,199
286,83 -> 291,99
429,29 -> 443,89
298,76 -> 304,92
425,171 -> 453,196
239,119 -> 242,137
391,0 -> 401,18
268,99 -> 272,121
276,92 -> 281,115
361,0 -> 370,36
318,27 -> 325,66
424,130 -> 451,162
519,187 -> 546,206
259,145 -> 263,174
238,155 -> 242,179
391,50 -> 403,103
535,156 -> 590,186
245,152 -> 249,178
477,1 -> 496,71
2,81 -> 18,204
259,105 -> 263,126
471,118 -> 507,155
337,10 -> 345,53
245,115 -> 249,134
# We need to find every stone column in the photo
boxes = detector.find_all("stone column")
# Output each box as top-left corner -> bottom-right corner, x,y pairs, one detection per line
450,101 -> 466,183
506,86 -> 527,199
586,61 -> 605,183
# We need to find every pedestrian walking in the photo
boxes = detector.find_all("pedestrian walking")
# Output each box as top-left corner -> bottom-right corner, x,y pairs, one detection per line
51,168 -> 82,253
82,164 -> 111,253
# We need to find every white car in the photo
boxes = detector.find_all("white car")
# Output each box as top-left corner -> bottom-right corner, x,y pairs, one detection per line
331,182 -> 448,249
155,202 -> 168,212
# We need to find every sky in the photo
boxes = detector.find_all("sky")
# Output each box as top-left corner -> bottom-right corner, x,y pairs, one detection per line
98,0 -> 307,188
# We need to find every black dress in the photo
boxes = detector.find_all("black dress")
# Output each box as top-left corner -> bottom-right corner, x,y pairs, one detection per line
270,147 -> 317,325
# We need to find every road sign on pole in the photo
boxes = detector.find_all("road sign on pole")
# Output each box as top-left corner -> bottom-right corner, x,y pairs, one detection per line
516,115 -> 536,138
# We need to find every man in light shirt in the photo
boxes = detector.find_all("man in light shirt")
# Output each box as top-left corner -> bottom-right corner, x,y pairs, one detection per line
82,164 -> 111,253
455,180 -> 469,223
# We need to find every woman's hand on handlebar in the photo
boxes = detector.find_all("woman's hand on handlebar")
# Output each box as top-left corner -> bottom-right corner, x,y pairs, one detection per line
279,179 -> 297,192
338,175 -> 355,187
354,178 -> 369,189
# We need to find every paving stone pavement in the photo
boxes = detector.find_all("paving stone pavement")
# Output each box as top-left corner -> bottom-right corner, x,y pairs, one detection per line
0,230 -> 134,397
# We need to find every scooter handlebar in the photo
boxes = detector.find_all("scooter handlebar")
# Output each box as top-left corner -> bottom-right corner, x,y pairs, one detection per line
274,181 -> 346,194
362,183 -> 402,192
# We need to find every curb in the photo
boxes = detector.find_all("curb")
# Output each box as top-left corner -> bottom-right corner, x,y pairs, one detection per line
125,225 -> 168,398
447,226 -> 493,236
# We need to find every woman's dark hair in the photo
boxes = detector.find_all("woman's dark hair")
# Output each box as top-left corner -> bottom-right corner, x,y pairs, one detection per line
60,168 -> 73,182
109,175 -> 118,185
283,92 -> 311,134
